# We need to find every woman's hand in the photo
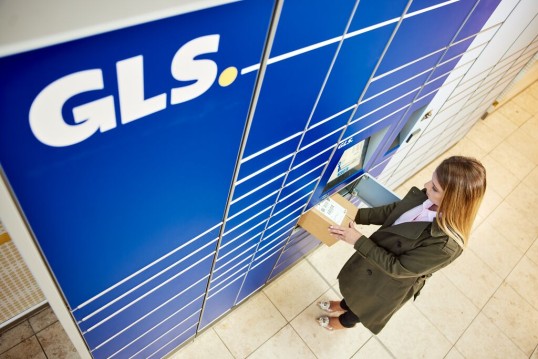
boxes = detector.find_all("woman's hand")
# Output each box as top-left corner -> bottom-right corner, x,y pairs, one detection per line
328,221 -> 363,245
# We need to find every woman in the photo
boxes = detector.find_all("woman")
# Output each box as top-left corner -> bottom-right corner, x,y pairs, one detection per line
317,156 -> 486,334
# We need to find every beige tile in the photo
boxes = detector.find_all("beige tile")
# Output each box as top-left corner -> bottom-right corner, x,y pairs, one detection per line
377,302 -> 451,359
0,336 -> 46,359
248,325 -> 315,359
476,186 -> 503,220
464,121 -> 504,154
290,289 -> 371,359
455,313 -> 526,359
414,272 -> 479,344
0,321 -> 34,354
468,222 -> 523,279
486,201 -> 538,253
483,111 -> 519,139
263,260 -> 330,321
444,136 -> 488,160
527,239 -> 538,266
488,141 -> 536,180
506,182 -> 538,221
480,155 -> 520,198
532,346 -> 538,359
351,337 -> 393,359
28,306 -> 57,334
512,91 -> 538,116
506,128 -> 538,165
444,347 -> 465,359
213,292 -> 286,358
35,322 -> 79,359
483,282 -> 538,356
306,241 -> 355,286
520,116 -> 538,142
168,329 -> 233,359
522,166 -> 538,195
441,248 -> 502,308
505,256 -> 538,310
497,100 -> 533,127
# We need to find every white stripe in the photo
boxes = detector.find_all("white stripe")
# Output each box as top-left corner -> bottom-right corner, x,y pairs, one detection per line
230,172 -> 286,204
223,205 -> 272,236
79,238 -> 217,323
371,48 -> 446,82
227,189 -> 279,221
107,294 -> 204,358
219,230 -> 262,257
343,17 -> 400,40
291,145 -> 335,171
307,105 -> 356,131
265,206 -> 304,231
300,125 -> 346,152
277,177 -> 318,204
272,191 -> 312,218
207,270 -> 246,299
361,67 -> 432,104
343,104 -> 410,143
240,132 -> 302,163
140,317 -> 199,359
91,276 -> 208,353
84,252 -> 214,333
403,0 -> 459,19
235,153 -> 294,186
73,222 -> 221,311
285,161 -> 327,188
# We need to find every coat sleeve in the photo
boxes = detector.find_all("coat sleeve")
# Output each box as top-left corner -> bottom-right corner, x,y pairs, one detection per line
355,201 -> 399,225
353,235 -> 457,278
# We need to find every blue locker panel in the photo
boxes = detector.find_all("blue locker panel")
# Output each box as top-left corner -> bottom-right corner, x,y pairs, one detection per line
284,162 -> 326,195
303,108 -> 352,145
0,0 -> 275,310
218,231 -> 261,265
348,0 -> 408,32
223,203 -> 272,240
209,258 -> 252,294
199,272 -> 246,329
220,218 -> 267,249
431,56 -> 463,80
454,0 -> 502,41
265,205 -> 305,233
93,294 -> 204,358
367,51 -> 442,94
270,236 -> 319,280
236,250 -> 282,304
271,0 -> 356,56
442,36 -> 476,62
243,45 -> 339,157
129,312 -> 199,359
416,73 -> 450,99
211,244 -> 257,289
82,254 -> 213,349
234,156 -> 292,199
310,26 -> 397,125
294,140 -> 338,171
377,0 -> 477,75
72,226 -> 219,321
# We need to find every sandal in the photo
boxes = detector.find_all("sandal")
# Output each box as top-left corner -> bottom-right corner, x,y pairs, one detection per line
318,300 -> 342,313
317,316 -> 334,331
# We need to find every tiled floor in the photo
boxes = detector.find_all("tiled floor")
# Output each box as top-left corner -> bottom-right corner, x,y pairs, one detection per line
1,84 -> 538,359
0,306 -> 79,359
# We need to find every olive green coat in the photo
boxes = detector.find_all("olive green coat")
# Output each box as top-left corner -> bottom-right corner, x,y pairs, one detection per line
338,187 -> 462,334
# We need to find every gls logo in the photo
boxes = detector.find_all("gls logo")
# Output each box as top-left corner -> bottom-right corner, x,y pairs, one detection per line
29,34 -> 237,147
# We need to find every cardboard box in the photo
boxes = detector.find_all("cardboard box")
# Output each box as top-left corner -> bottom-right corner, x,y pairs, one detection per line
298,193 -> 358,246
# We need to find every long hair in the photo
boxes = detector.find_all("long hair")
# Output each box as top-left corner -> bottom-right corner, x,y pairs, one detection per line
435,156 -> 486,247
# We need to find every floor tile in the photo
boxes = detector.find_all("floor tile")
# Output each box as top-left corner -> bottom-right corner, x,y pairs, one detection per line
444,347 -> 465,359
486,201 -> 538,253
351,337 -> 393,359
213,292 -> 286,358
377,302 -> 451,359
248,325 -> 315,359
520,116 -> 538,142
0,321 -> 34,354
414,272 -> 479,344
512,91 -> 538,116
480,155 -> 520,198
263,260 -> 330,321
35,321 -> 79,359
482,111 -> 519,140
488,141 -> 536,181
476,186 -> 503,220
522,166 -> 538,195
505,256 -> 538,310
468,222 -> 523,279
506,128 -> 538,165
441,248 -> 502,309
497,100 -> 533,127
444,136 -> 488,160
28,306 -> 57,334
0,336 -> 46,359
505,182 -> 538,221
455,313 -> 527,359
306,241 -> 355,286
464,121 -> 504,153
482,282 -> 538,356
527,239 -> 538,266
168,329 -> 233,359
290,289 -> 371,359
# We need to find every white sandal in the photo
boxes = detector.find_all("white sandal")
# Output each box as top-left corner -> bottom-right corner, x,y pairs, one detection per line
317,316 -> 334,331
317,300 -> 335,313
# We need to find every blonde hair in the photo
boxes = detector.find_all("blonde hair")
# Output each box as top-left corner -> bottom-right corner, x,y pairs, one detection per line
435,156 -> 486,247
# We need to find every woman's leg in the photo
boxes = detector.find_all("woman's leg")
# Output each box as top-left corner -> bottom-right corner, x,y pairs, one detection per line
338,299 -> 360,328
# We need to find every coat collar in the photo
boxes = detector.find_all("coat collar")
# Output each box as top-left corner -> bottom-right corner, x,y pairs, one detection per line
380,187 -> 446,239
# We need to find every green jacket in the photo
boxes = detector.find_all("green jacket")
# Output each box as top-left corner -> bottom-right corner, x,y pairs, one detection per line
338,187 -> 462,334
